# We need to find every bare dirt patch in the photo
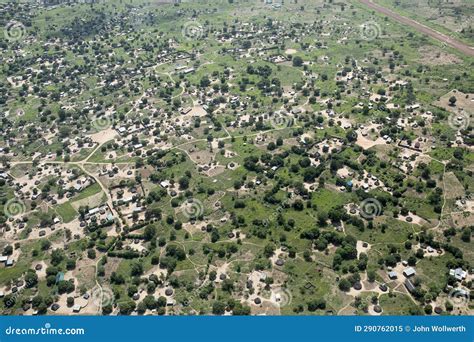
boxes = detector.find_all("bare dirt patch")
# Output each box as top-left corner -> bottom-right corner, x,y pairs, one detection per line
186,148 -> 215,165
434,90 -> 474,113
418,46 -> 462,65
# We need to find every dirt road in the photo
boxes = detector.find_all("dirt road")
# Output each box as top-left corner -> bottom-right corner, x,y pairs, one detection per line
358,0 -> 474,57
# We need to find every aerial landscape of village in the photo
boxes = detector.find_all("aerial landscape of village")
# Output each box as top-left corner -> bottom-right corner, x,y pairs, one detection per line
0,0 -> 472,317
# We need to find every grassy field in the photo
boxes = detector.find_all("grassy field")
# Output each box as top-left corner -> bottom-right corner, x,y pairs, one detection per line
56,202 -> 78,223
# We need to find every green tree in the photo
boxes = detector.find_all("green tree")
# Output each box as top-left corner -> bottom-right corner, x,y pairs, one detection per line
212,301 -> 226,315
144,225 -> 157,241
338,278 -> 351,292
448,96 -> 457,106
292,56 -> 303,67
